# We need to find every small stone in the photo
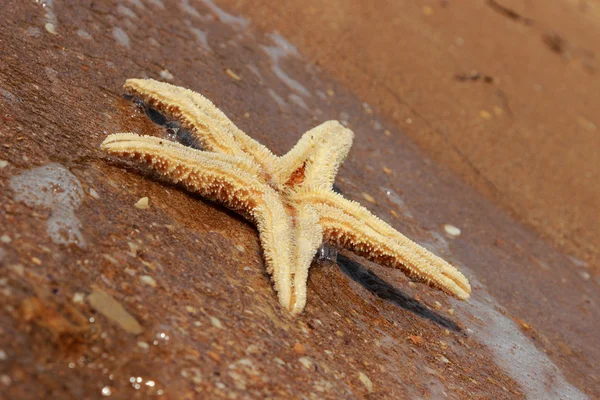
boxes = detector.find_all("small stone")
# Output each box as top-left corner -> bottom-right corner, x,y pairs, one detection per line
186,306 -> 198,314
31,257 -> 42,265
207,351 -> 221,362
0,350 -> 6,360
382,167 -> 392,175
159,69 -> 174,80
299,357 -> 313,369
579,271 -> 591,281
135,197 -> 150,209
408,335 -> 425,346
383,129 -> 392,137
1,374 -> 11,386
210,316 -> 224,329
479,110 -> 492,120
444,224 -> 461,237
439,355 -> 450,364
326,89 -> 335,97
357,372 -> 373,393
0,235 -> 11,244
137,341 -> 150,350
243,112 -> 250,118
127,242 -> 139,257
140,275 -> 157,287
225,68 -> 241,81
447,308 -> 455,315
0,160 -> 8,168
234,244 -> 245,253
89,188 -> 100,199
73,292 -> 86,304
293,342 -> 305,355
87,286 -> 143,334
45,23 -> 57,35
361,192 -> 377,204
433,301 -> 442,310
8,264 -> 24,275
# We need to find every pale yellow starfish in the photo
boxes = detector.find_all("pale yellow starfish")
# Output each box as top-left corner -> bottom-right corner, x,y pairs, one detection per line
101,79 -> 471,314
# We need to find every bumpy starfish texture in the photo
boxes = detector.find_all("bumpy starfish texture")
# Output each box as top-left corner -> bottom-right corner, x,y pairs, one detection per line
101,79 -> 471,314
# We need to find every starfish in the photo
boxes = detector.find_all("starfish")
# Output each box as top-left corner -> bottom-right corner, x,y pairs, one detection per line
101,79 -> 471,314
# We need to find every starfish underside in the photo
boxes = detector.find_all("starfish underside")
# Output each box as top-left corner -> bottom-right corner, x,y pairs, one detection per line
101,79 -> 471,314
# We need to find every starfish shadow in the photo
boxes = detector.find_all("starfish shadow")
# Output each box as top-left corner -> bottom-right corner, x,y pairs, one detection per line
336,254 -> 462,332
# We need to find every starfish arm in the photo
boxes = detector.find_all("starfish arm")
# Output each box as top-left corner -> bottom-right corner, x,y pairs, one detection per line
274,121 -> 354,189
251,190 -> 295,311
101,133 -> 266,214
124,79 -> 277,167
288,204 -> 323,314
303,191 -> 471,300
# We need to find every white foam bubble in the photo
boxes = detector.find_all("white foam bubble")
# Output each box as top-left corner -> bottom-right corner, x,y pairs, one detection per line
200,0 -> 249,30
379,187 -> 414,219
288,93 -> 308,111
186,21 -> 211,51
180,0 -> 203,18
9,163 -> 86,248
454,278 -> 588,400
35,0 -> 58,33
267,89 -> 287,109
419,233 -> 587,399
262,33 -> 311,98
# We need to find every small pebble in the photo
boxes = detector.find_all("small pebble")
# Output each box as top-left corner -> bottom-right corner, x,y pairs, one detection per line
210,316 -> 224,329
140,275 -> 157,287
135,197 -> 150,209
479,110 -> 492,120
226,68 -> 241,81
0,235 -> 11,244
1,374 -> 11,386
293,342 -> 305,355
73,292 -> 86,304
444,224 -> 461,237
326,89 -> 335,97
274,357 -> 285,366
382,167 -> 392,175
0,160 -> 8,168
137,341 -> 150,350
45,23 -> 57,35
31,257 -> 42,265
298,357 -> 313,369
89,188 -> 100,199
0,350 -> 6,360
159,69 -> 174,80
358,371 -> 373,393
361,192 -> 377,204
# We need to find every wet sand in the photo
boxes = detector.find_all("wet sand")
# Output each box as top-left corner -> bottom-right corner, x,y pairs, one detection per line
0,1 -> 598,399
